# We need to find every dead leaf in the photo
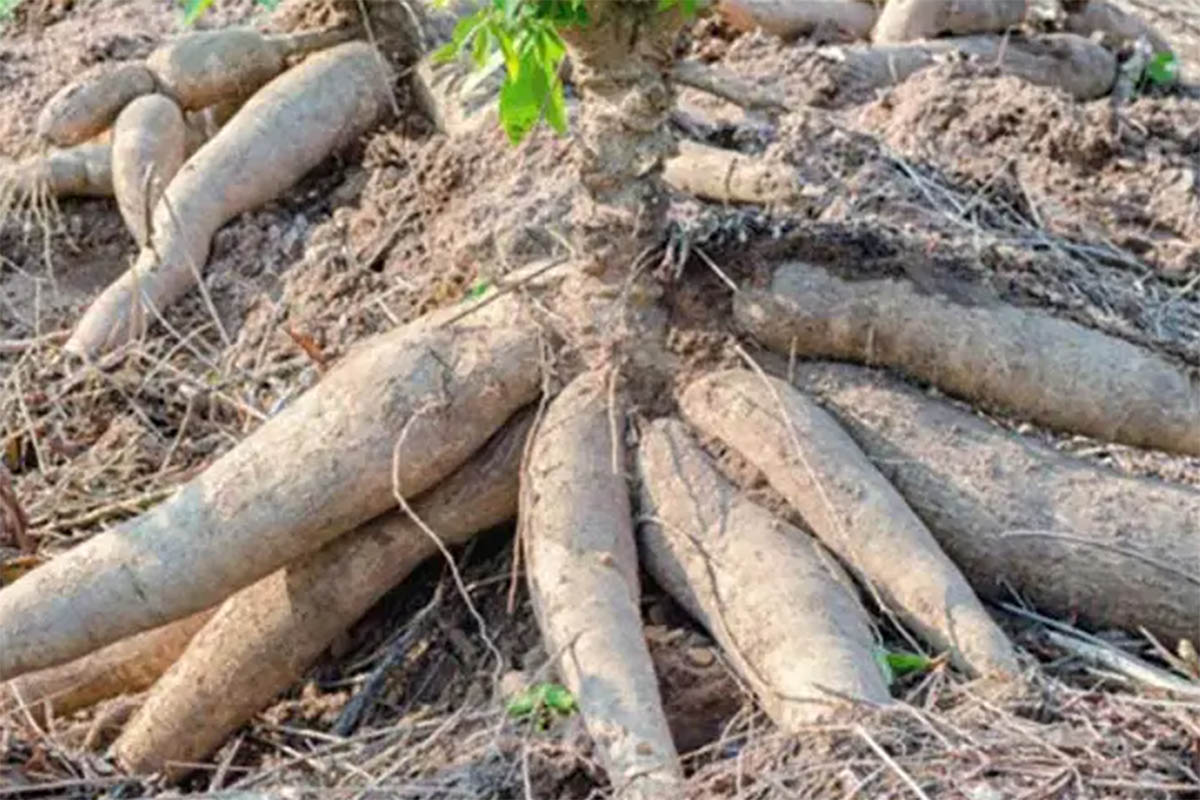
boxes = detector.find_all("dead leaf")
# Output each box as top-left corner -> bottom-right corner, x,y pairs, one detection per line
1,555 -> 41,585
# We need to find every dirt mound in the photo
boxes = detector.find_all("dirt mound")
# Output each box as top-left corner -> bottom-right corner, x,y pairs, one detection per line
858,64 -> 1200,275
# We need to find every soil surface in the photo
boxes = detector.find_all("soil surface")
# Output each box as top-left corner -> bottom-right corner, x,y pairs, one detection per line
2,0 -> 1198,797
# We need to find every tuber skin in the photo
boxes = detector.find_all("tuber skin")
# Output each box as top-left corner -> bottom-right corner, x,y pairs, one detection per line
0,296 -> 540,682
114,410 -> 533,778
36,64 -> 156,149
65,40 -> 393,359
523,372 -> 682,800
112,94 -> 188,247
637,418 -> 893,728
0,611 -> 211,725
735,262 -> 1200,456
147,26 -> 360,111
0,141 -> 113,206
1064,0 -> 1173,55
871,0 -> 1026,43
716,0 -> 879,41
663,140 -> 798,205
787,361 -> 1200,647
681,369 -> 1020,680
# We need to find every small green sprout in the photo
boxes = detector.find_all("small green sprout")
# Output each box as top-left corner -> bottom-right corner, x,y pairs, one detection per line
506,681 -> 577,729
1144,51 -> 1180,88
874,647 -> 935,685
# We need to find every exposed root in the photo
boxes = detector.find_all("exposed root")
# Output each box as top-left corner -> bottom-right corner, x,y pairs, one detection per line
522,370 -> 682,799
681,369 -> 1020,680
636,417 -> 892,728
113,409 -> 534,778
716,0 -> 878,41
788,361 -> 1200,647
0,611 -> 210,725
734,262 -> 1200,456
663,140 -> 797,205
0,296 -> 540,681
871,0 -> 1026,44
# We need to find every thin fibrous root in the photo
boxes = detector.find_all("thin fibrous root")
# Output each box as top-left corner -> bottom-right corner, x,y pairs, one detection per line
0,294 -> 540,682
788,361 -> 1200,647
636,417 -> 892,728
734,262 -> 1200,456
523,371 -> 682,800
113,409 -> 534,778
681,369 -> 1020,680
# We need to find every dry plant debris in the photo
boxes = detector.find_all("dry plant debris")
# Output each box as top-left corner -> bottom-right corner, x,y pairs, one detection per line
1,0 -> 1198,797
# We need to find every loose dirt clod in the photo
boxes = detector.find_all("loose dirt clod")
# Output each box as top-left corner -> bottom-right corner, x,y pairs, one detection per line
736,262 -> 1200,456
0,297 -> 540,681
788,361 -> 1200,647
523,371 -> 683,800
64,40 -> 393,359
637,417 -> 893,728
682,369 -> 1020,680
113,409 -> 533,778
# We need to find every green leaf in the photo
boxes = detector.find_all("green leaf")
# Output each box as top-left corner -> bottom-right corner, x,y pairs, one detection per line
873,648 -> 935,684
1145,51 -> 1180,86
181,0 -> 214,25
499,51 -> 550,144
544,80 -> 567,134
463,279 -> 492,301
507,682 -> 577,719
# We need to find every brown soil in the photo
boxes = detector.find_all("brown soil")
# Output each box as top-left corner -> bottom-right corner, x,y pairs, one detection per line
2,0 -> 1199,797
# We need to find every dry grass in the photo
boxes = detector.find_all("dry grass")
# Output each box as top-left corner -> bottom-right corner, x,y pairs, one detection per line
2,0 -> 1200,795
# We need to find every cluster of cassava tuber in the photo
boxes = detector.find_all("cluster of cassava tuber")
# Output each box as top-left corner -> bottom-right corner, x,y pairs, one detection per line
2,0 -> 1197,795
713,0 -> 1175,100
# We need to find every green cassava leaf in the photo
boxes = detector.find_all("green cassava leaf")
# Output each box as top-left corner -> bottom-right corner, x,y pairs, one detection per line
1145,51 -> 1180,86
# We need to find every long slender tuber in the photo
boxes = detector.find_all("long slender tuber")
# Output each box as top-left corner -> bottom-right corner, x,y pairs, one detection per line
64,41 -> 392,358
36,63 -> 156,148
681,369 -> 1019,680
636,418 -> 892,728
112,94 -> 188,247
523,372 -> 682,799
734,262 -> 1200,456
114,410 -> 533,777
0,296 -> 540,682
0,611 -> 210,725
663,140 -> 798,205
787,361 -> 1200,647
146,26 -> 361,111
1064,1 -> 1173,55
819,33 -> 1117,102
871,0 -> 1025,43
716,0 -> 878,41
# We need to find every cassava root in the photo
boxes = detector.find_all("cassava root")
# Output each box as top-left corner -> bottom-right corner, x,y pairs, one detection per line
637,418 -> 893,728
114,409 -> 533,777
523,371 -> 682,800
716,0 -> 878,41
786,361 -> 1200,647
681,369 -> 1020,680
735,262 -> 1200,456
0,296 -> 539,681
64,40 -> 392,358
